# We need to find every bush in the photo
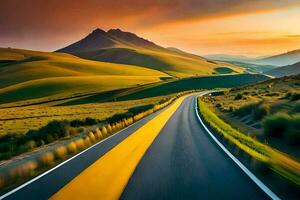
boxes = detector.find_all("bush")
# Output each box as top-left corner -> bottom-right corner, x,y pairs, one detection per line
70,119 -> 85,127
292,102 -> 300,113
74,139 -> 85,150
252,104 -> 269,120
84,118 -> 98,126
263,113 -> 290,138
290,93 -> 300,101
234,93 -> 243,100
54,146 -> 67,159
233,103 -> 253,116
101,127 -> 108,137
96,128 -> 103,140
9,161 -> 37,179
66,142 -> 78,154
40,152 -> 55,166
88,132 -> 96,142
286,114 -> 300,145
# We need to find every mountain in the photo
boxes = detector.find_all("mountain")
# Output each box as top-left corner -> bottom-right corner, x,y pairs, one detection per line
58,28 -> 163,53
253,49 -> 300,66
57,28 -> 245,77
265,61 -> 300,77
203,54 -> 258,63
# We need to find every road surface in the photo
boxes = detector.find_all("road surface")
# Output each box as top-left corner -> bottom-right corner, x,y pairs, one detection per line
1,93 -> 273,200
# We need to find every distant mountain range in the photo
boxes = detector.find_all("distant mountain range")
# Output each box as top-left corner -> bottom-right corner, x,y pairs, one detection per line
203,54 -> 258,63
205,49 -> 300,76
254,49 -> 300,66
265,61 -> 300,77
57,28 -> 244,77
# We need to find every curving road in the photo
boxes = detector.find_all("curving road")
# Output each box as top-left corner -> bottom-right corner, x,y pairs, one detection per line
121,94 -> 269,200
1,93 -> 274,200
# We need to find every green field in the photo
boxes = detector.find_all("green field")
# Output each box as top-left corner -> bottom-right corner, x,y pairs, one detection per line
0,48 -> 169,104
75,47 -> 245,78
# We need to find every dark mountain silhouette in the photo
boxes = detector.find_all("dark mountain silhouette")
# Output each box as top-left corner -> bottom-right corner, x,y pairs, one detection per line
266,61 -> 300,77
57,28 -> 163,53
253,49 -> 300,66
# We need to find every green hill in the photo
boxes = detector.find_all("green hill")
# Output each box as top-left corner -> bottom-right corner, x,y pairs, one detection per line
57,28 -> 245,77
61,74 -> 270,105
0,48 -> 169,104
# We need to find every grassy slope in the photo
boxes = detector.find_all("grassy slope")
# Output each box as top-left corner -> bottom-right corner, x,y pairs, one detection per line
76,47 -> 245,78
198,99 -> 300,186
265,61 -> 300,78
205,75 -> 300,158
0,48 -> 169,103
62,74 -> 269,105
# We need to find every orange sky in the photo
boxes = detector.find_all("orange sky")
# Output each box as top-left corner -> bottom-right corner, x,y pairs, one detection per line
1,0 -> 300,56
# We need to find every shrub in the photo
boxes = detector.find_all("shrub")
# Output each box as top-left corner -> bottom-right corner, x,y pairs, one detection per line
95,128 -> 103,140
285,114 -> 300,145
40,152 -> 55,166
39,120 -> 69,139
66,142 -> 78,154
252,104 -> 269,120
234,93 -> 243,100
233,103 -> 253,116
292,102 -> 300,113
83,137 -> 91,147
290,93 -> 300,101
54,146 -> 67,159
88,132 -> 96,142
84,117 -> 98,125
9,161 -> 37,179
263,113 -> 290,138
101,127 -> 108,137
106,124 -> 112,134
66,127 -> 78,136
74,139 -> 85,150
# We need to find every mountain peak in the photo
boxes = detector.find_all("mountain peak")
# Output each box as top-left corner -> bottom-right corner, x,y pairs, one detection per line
89,28 -> 106,36
57,27 -> 164,53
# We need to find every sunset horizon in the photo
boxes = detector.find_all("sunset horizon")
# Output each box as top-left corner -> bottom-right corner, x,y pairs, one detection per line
1,0 -> 300,56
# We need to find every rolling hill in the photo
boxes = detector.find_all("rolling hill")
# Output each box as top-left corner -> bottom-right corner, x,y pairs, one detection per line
265,61 -> 300,77
253,49 -> 300,66
0,48 -> 169,104
61,73 -> 270,106
57,28 -> 245,77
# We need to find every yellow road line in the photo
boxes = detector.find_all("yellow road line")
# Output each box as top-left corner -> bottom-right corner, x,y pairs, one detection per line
50,95 -> 188,200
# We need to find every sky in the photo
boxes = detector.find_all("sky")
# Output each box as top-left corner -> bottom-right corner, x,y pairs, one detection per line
1,0 -> 300,56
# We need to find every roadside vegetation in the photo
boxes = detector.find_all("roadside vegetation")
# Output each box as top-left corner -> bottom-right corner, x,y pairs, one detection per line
0,91 -> 193,191
206,75 -> 300,158
198,98 -> 300,186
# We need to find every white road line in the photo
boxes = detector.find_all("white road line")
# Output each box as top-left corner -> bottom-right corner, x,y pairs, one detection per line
0,116 -> 144,200
194,93 -> 280,200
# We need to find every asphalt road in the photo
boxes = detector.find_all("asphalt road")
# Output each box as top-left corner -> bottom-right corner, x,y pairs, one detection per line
1,93 -> 272,200
120,94 -> 269,200
0,105 -> 167,200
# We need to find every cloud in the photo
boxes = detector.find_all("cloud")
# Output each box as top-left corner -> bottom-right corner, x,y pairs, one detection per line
0,0 -> 300,50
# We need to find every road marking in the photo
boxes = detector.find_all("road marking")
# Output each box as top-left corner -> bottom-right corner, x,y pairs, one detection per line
194,94 -> 281,200
0,105 -> 156,200
50,95 -> 187,200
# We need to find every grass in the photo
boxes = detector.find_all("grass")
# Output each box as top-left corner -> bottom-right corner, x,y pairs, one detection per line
113,74 -> 269,101
0,48 -> 169,104
0,91 -> 191,191
207,75 -> 300,158
198,98 -> 300,186
75,47 -> 245,78
0,95 -> 171,136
